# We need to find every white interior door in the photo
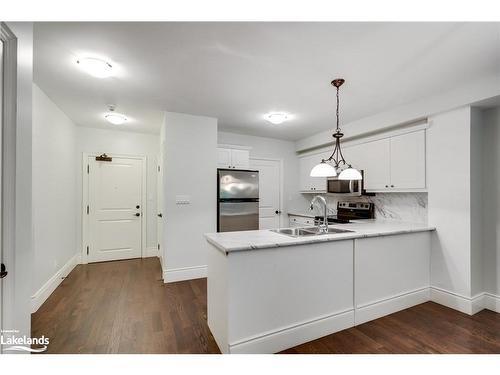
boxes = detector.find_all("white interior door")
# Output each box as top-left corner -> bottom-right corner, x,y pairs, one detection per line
88,156 -> 144,262
157,146 -> 164,258
0,37 -> 4,348
250,158 -> 281,229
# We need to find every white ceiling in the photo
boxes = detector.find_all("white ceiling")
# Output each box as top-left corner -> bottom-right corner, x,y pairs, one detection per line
34,22 -> 500,140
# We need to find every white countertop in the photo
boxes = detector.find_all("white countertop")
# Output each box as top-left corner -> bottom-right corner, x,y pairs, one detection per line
205,220 -> 435,254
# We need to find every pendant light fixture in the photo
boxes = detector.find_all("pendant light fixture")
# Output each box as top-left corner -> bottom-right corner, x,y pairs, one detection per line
310,79 -> 362,180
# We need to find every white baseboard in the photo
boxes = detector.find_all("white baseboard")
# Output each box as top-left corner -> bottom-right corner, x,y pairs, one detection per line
355,287 -> 430,325
228,310 -> 354,354
31,253 -> 80,313
144,246 -> 159,258
430,287 -> 486,315
483,293 -> 500,313
164,265 -> 207,283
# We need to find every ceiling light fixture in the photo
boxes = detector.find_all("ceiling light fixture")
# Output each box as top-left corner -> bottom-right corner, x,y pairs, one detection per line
104,105 -> 127,125
310,79 -> 362,180
265,112 -> 288,125
76,57 -> 113,78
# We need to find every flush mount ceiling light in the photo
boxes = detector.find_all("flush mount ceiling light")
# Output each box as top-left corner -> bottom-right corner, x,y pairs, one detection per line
104,105 -> 127,125
76,57 -> 113,78
310,79 -> 362,180
265,112 -> 288,125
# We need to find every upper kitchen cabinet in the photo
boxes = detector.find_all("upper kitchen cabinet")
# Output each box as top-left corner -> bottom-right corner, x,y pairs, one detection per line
217,146 -> 250,169
343,129 -> 426,192
389,130 -> 426,189
345,138 -> 391,190
299,152 -> 328,193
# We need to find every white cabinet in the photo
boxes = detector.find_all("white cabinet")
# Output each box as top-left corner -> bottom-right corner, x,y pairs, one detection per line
390,131 -> 426,189
289,215 -> 315,227
299,152 -> 328,192
217,147 -> 250,169
343,129 -> 426,191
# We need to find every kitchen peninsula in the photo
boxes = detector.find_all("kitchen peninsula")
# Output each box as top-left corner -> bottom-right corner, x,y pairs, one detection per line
205,221 -> 435,354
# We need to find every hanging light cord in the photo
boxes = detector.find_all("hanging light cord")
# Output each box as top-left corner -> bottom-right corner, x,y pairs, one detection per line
323,81 -> 348,169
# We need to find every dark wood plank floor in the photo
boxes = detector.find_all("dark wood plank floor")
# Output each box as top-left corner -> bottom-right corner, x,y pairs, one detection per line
32,257 -> 500,354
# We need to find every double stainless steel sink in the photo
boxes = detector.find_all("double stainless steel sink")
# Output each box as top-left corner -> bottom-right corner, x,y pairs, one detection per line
271,226 -> 354,237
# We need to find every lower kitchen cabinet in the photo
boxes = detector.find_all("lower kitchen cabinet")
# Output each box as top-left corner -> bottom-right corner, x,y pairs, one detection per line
354,231 -> 431,324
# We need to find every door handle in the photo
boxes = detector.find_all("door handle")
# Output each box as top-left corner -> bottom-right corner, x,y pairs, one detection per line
157,213 -> 163,218
0,263 -> 7,279
135,213 -> 141,217
275,210 -> 282,215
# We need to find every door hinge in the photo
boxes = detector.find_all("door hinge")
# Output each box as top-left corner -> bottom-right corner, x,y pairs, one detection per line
86,205 -> 89,214
158,165 -> 160,172
86,246 -> 89,255
157,243 -> 160,250
87,164 -> 89,174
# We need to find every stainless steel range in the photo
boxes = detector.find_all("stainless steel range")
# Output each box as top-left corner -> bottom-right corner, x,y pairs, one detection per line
315,201 -> 374,224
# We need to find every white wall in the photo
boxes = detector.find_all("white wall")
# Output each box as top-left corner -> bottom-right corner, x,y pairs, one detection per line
217,131 -> 304,217
32,84 -> 77,295
482,106 -> 500,296
4,22 -> 34,340
427,107 -> 472,298
76,127 -> 160,253
162,112 -> 217,282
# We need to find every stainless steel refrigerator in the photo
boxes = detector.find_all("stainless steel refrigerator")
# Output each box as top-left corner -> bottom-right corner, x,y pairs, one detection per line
217,169 -> 259,232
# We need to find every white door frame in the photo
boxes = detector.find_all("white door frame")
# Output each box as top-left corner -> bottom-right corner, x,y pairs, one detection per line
81,152 -> 147,264
250,157 -> 284,228
0,23 -> 17,353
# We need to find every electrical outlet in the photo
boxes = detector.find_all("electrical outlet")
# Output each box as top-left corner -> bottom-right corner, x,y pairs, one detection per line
175,195 -> 191,205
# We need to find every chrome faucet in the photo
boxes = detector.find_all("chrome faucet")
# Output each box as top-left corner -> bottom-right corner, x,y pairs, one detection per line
310,195 -> 328,233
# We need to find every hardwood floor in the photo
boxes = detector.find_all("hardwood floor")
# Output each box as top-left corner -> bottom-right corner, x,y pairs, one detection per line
32,258 -> 500,354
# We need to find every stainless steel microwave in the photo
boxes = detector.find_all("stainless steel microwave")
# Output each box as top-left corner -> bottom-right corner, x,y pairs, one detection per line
327,170 -> 363,196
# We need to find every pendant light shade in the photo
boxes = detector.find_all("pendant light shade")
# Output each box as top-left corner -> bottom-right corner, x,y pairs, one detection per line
310,161 -> 337,177
338,167 -> 362,180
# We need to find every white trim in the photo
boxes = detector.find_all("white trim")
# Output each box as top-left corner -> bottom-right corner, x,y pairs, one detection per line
144,246 -> 159,258
31,253 -> 80,313
483,293 -> 500,313
81,152 -> 147,264
0,23 -> 17,349
228,309 -> 354,354
217,143 -> 252,151
164,265 -> 207,283
355,287 -> 430,325
250,157 -> 284,228
430,286 -> 484,315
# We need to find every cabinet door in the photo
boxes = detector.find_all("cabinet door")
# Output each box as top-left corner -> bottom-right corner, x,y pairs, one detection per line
231,149 -> 250,169
358,138 -> 391,191
299,153 -> 327,192
390,130 -> 426,189
310,151 -> 329,191
217,148 -> 232,168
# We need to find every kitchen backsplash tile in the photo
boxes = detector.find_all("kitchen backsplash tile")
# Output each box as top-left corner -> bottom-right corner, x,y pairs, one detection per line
305,193 -> 428,224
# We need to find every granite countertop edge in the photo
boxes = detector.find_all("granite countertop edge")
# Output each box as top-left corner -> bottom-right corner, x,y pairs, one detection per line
205,225 -> 436,255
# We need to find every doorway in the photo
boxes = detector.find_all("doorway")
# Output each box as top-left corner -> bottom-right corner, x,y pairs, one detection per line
83,153 -> 146,263
250,158 -> 283,229
0,22 -> 17,353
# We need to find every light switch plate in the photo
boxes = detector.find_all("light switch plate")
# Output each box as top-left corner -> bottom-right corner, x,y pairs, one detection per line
175,195 -> 191,205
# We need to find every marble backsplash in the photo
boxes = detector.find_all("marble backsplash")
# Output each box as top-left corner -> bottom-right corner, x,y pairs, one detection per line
304,192 -> 428,224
